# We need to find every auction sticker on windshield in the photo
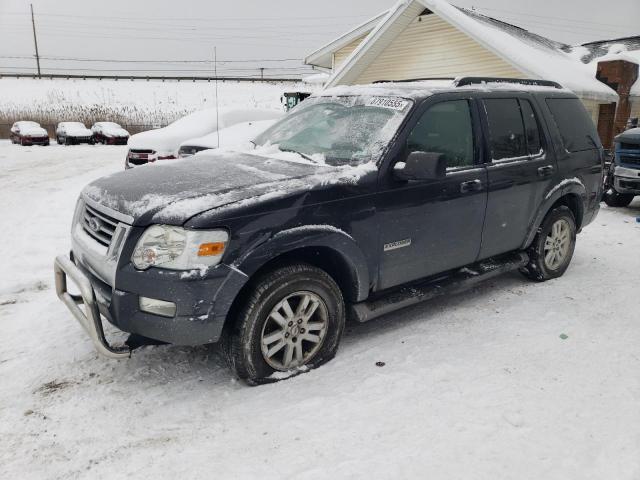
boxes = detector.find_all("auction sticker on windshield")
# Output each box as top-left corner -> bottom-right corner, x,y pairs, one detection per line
366,97 -> 409,111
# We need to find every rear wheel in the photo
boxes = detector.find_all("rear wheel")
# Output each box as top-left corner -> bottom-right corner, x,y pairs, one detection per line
222,263 -> 345,385
603,189 -> 634,207
520,206 -> 576,282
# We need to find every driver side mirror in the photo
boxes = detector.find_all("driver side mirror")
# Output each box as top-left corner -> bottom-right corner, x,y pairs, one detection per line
393,151 -> 446,181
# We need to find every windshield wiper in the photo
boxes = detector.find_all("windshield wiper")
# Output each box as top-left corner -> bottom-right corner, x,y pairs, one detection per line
278,147 -> 317,163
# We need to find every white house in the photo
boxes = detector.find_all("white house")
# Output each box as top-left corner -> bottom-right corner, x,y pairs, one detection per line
305,0 -> 640,147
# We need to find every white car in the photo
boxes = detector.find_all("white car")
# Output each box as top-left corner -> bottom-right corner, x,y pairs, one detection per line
10,121 -> 49,146
91,122 -> 130,145
125,108 -> 281,168
56,122 -> 94,145
177,119 -> 279,158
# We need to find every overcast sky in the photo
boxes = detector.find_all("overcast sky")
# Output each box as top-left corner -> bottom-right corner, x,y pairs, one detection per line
0,0 -> 638,78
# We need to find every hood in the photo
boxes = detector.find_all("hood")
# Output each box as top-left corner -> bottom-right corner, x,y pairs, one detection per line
179,119 -> 278,151
83,150 -> 375,226
615,128 -> 640,145
67,127 -> 93,136
104,127 -> 129,137
128,107 -> 282,155
21,126 -> 47,136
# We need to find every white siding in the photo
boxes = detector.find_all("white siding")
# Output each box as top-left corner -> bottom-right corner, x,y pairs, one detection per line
631,98 -> 640,120
579,98 -> 604,125
354,14 -> 524,84
333,35 -> 367,70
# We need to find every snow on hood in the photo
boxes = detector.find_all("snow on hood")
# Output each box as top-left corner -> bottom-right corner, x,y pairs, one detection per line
66,126 -> 93,136
82,149 -> 376,225
128,107 -> 282,155
19,125 -> 47,136
179,119 -> 279,151
101,125 -> 129,137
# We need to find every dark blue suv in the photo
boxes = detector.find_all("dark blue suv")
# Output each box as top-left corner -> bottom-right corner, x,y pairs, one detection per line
54,78 -> 603,384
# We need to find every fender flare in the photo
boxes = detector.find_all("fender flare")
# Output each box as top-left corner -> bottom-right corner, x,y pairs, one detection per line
232,225 -> 370,302
521,179 -> 586,249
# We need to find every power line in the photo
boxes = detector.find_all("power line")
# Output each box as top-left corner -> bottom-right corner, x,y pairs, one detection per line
0,55 -> 305,63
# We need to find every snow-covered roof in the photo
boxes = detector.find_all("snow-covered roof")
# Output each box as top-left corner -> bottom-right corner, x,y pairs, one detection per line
304,10 -> 390,69
321,0 -> 622,102
568,37 -> 640,96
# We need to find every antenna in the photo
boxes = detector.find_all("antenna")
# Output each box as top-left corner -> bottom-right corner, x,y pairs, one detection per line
213,46 -> 220,148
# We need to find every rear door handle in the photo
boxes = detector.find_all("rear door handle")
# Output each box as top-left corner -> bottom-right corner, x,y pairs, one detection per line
538,165 -> 555,177
460,179 -> 482,193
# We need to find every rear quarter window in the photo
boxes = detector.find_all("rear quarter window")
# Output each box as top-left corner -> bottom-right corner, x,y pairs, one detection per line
545,98 -> 599,152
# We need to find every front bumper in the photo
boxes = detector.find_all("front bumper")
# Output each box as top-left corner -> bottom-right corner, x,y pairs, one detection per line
55,250 -> 249,357
54,255 -> 130,358
613,166 -> 640,194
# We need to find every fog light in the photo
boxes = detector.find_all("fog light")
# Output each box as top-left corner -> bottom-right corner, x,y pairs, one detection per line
139,296 -> 176,317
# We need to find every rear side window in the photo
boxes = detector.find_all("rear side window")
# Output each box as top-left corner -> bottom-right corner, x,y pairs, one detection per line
546,98 -> 598,152
484,98 -> 543,160
484,99 -> 527,160
520,100 -> 542,155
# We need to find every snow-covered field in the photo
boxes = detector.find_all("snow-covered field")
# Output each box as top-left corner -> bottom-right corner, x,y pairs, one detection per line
1,141 -> 639,479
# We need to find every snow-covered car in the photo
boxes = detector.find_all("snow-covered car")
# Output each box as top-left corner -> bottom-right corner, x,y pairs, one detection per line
125,108 -> 281,168
10,121 -> 49,146
91,122 -> 130,145
56,122 -> 94,145
177,118 -> 279,158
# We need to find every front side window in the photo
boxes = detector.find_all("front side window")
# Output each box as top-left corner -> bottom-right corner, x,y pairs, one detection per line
254,96 -> 412,166
407,100 -> 474,168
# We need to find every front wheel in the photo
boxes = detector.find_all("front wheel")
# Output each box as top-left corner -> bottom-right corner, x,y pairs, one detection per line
603,189 -> 634,207
222,263 -> 345,385
520,206 -> 576,282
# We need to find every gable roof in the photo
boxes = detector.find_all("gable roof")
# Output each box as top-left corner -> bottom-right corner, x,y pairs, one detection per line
319,0 -> 619,102
304,10 -> 390,69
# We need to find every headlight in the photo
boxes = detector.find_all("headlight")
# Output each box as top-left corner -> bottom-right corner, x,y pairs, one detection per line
131,225 -> 228,271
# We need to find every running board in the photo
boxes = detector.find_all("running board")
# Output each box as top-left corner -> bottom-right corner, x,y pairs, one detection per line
351,251 -> 529,323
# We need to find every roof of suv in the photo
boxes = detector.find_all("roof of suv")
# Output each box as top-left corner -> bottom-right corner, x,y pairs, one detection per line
319,77 -> 573,100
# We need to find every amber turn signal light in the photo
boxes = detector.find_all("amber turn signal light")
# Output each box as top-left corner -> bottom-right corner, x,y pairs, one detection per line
197,242 -> 226,257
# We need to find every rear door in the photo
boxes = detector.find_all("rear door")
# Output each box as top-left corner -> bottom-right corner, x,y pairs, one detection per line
477,95 -> 558,259
375,94 -> 488,290
543,97 -> 603,221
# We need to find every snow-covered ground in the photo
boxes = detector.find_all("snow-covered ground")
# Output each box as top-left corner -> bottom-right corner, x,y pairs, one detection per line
1,141 -> 639,479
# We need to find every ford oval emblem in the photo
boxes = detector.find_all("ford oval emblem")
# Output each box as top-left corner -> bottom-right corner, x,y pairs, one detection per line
88,217 -> 102,233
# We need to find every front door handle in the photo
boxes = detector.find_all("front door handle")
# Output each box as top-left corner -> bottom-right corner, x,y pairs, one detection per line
538,165 -> 555,177
460,179 -> 482,193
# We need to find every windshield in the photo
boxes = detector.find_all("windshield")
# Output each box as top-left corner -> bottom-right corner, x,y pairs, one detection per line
254,96 -> 412,166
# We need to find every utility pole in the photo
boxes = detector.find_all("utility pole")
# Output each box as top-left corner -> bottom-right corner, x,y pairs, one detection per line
213,46 -> 220,148
260,67 -> 264,81
30,4 -> 41,78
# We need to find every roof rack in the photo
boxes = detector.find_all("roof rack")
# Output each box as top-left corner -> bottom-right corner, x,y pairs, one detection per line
372,77 -> 455,84
454,77 -> 563,89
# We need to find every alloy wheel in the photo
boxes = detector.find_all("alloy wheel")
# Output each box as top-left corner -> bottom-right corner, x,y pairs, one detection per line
544,218 -> 571,270
260,291 -> 328,371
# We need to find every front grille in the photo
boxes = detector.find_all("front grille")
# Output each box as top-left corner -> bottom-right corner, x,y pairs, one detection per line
81,203 -> 119,247
620,155 -> 640,166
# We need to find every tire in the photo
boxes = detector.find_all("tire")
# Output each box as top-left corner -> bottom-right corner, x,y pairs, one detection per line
520,206 -> 576,282
222,262 -> 345,385
603,189 -> 634,207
